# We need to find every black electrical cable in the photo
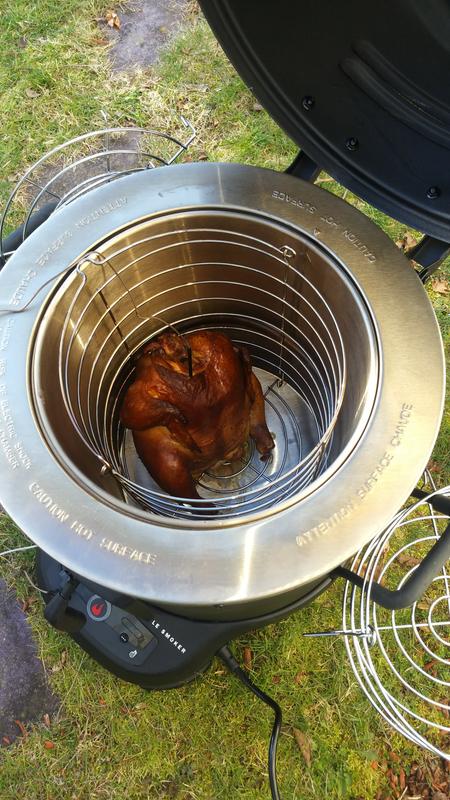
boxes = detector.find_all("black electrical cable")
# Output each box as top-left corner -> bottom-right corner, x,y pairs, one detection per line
217,645 -> 282,800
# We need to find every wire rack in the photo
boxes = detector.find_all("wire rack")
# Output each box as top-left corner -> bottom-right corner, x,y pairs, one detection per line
31,226 -> 348,520
339,474 -> 450,758
0,116 -> 195,261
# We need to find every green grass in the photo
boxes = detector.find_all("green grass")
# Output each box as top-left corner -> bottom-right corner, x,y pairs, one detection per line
0,4 -> 449,800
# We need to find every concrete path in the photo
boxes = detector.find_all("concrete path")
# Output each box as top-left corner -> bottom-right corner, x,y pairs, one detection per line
106,0 -> 188,70
0,580 -> 58,744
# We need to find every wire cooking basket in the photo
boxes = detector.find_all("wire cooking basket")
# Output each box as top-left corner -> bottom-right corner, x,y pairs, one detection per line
45,229 -> 348,520
0,116 -> 195,261
340,474 -> 450,758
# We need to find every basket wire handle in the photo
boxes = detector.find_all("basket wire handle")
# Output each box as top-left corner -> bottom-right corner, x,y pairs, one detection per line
0,264 -> 77,315
333,513 -> 450,610
0,248 -> 194,376
276,244 -> 296,387
82,251 -> 194,376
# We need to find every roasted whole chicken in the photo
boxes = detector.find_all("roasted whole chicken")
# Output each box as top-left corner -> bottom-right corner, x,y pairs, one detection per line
120,330 -> 275,500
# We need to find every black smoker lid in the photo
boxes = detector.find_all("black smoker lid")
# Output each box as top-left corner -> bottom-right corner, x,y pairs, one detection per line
199,0 -> 450,242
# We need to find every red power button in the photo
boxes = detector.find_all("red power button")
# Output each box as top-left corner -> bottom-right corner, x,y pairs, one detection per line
87,595 -> 111,622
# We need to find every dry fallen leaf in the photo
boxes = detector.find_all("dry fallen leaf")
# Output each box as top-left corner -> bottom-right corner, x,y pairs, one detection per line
43,713 -> 51,728
272,674 -> 281,684
243,647 -> 253,670
105,10 -> 121,29
386,767 -> 398,789
395,231 -> 417,251
396,553 -> 420,568
43,740 -> 55,750
98,698 -> 107,706
292,727 -> 312,767
253,102 -> 264,112
431,278 -> 449,295
198,151 -> 208,161
293,671 -> 306,684
20,595 -> 37,613
2,736 -> 11,746
399,768 -> 406,790
14,719 -> 27,739
52,649 -> 68,672
92,36 -> 109,46
25,88 -> 40,99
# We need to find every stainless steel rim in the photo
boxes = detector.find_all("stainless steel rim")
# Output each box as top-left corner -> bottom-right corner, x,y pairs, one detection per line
0,163 -> 444,613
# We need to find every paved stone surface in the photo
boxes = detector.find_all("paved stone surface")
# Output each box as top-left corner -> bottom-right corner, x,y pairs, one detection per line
0,580 -> 58,743
106,0 -> 188,71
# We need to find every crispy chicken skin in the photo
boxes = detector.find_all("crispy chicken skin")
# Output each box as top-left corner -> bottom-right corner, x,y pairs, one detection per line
120,331 -> 274,499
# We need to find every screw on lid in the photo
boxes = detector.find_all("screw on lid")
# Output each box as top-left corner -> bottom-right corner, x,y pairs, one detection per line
301,95 -> 315,111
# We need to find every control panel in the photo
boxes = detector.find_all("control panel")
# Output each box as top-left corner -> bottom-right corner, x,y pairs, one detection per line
82,590 -> 158,666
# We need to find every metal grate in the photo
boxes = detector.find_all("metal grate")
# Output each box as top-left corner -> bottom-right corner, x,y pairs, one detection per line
0,117 -> 195,261
47,229 -> 347,520
341,475 -> 450,758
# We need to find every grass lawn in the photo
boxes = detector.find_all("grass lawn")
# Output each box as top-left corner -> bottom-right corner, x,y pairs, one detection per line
0,2 -> 449,799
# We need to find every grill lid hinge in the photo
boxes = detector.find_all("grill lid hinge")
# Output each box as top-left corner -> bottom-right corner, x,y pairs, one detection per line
285,150 -> 320,183
406,235 -> 450,282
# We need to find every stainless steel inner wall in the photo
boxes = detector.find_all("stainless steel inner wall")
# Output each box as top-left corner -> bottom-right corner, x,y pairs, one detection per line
31,209 -> 378,523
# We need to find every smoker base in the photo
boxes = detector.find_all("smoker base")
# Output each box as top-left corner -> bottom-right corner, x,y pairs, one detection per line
36,549 -> 332,690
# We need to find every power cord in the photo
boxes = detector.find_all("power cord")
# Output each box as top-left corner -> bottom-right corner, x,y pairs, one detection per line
218,645 -> 282,800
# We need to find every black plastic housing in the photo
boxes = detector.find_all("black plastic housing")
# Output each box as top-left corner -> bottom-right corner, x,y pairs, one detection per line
199,0 -> 450,240
36,550 -> 331,689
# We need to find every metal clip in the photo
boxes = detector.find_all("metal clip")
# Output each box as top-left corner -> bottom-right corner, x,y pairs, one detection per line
303,625 -> 377,646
